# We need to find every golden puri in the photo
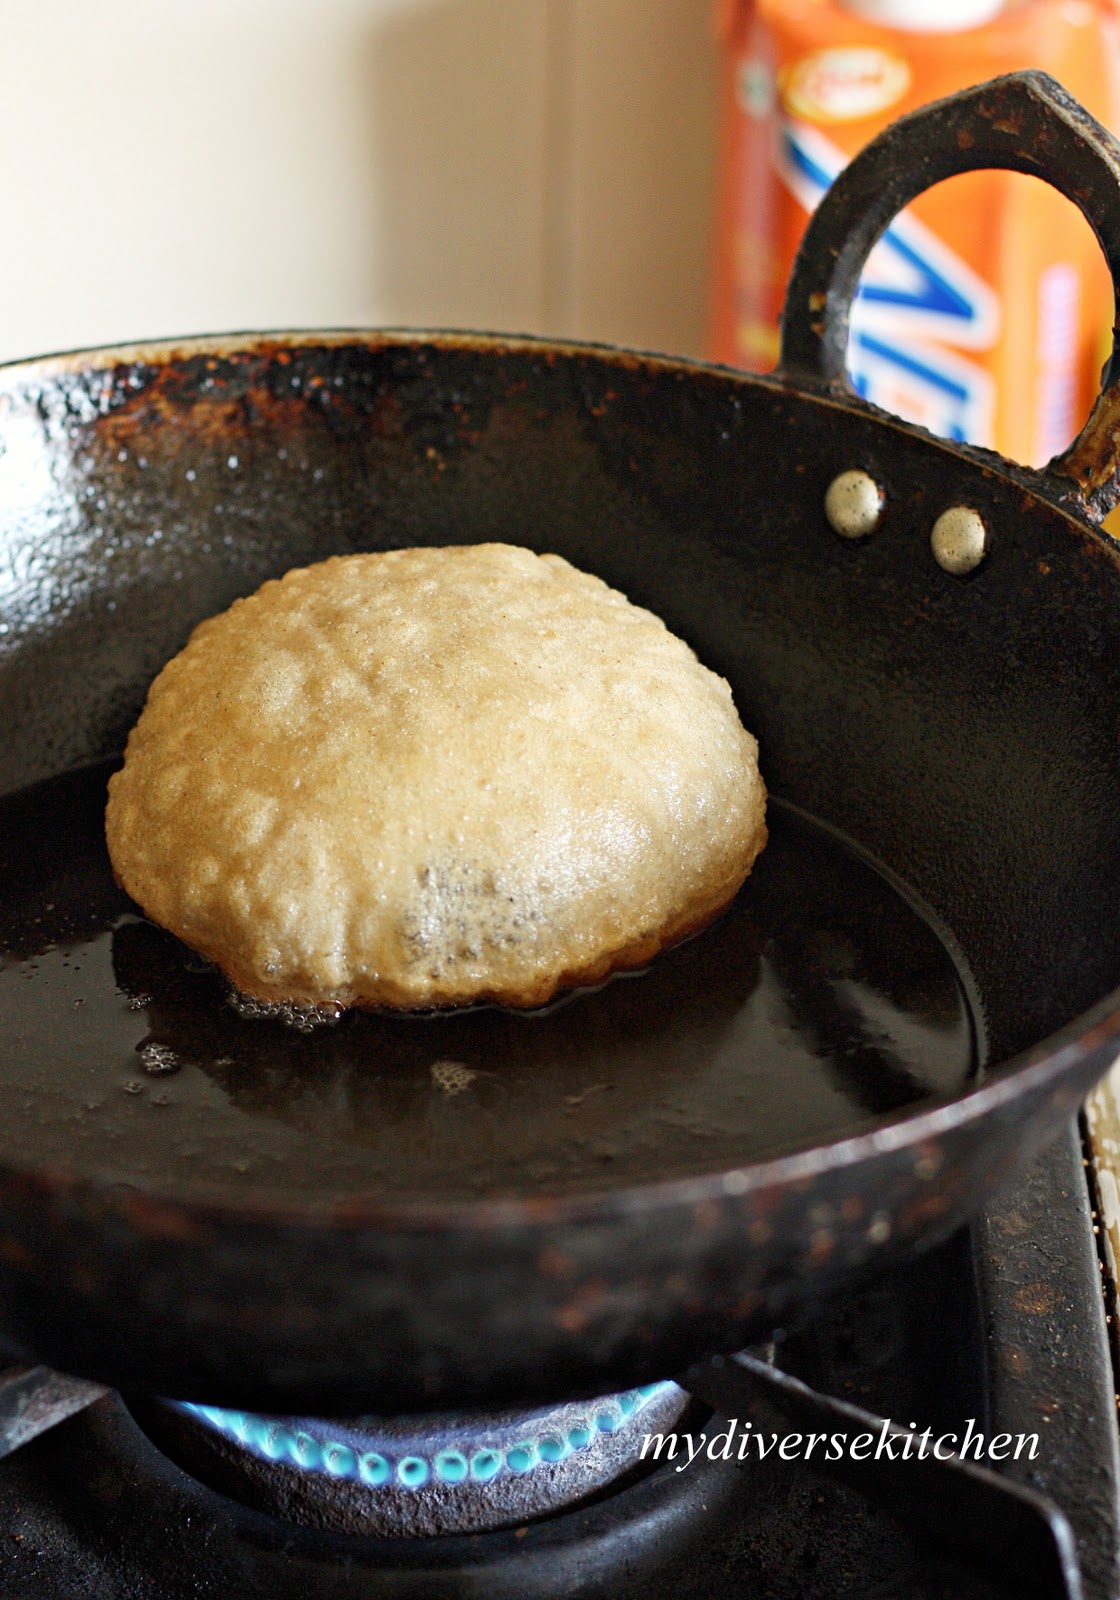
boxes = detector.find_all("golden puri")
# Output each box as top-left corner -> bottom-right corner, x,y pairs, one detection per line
105,544 -> 767,1010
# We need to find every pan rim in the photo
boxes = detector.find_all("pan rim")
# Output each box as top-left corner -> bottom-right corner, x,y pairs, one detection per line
0,325 -> 760,393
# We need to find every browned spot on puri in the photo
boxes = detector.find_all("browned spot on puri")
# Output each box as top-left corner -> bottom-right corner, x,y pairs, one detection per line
1012,1281 -> 1063,1317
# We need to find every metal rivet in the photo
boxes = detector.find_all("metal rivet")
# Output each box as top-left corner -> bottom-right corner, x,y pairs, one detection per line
931,506 -> 987,575
824,469 -> 884,539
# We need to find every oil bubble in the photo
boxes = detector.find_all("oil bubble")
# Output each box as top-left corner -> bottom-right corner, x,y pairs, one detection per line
226,987 -> 342,1033
431,1060 -> 478,1095
139,1041 -> 182,1076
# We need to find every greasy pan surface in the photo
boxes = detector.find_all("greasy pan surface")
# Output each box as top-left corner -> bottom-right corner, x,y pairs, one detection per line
0,327 -> 1117,1411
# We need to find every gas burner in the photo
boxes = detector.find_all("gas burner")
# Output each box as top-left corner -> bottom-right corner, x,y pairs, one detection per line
2,1129 -> 1118,1598
146,1381 -> 691,1535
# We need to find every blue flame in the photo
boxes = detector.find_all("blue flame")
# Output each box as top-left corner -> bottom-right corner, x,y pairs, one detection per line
174,1381 -> 675,1489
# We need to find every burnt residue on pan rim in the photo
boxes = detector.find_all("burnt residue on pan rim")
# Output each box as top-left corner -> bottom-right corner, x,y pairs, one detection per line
3,323 -> 1114,536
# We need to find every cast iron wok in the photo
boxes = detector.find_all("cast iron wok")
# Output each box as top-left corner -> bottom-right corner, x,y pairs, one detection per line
2,72 -> 1120,1414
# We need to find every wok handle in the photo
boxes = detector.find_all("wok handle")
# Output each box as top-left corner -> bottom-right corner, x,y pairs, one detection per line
777,70 -> 1120,524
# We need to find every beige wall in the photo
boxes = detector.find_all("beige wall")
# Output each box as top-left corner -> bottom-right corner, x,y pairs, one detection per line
0,0 -> 717,364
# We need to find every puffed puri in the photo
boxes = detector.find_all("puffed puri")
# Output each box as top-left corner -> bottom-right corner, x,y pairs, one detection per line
105,543 -> 768,1011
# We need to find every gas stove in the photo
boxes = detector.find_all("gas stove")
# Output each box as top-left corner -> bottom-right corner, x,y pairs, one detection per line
0,1120 -> 1115,1600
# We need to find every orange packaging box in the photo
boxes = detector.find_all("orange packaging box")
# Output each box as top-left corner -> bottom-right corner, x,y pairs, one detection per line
709,0 -> 1120,464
